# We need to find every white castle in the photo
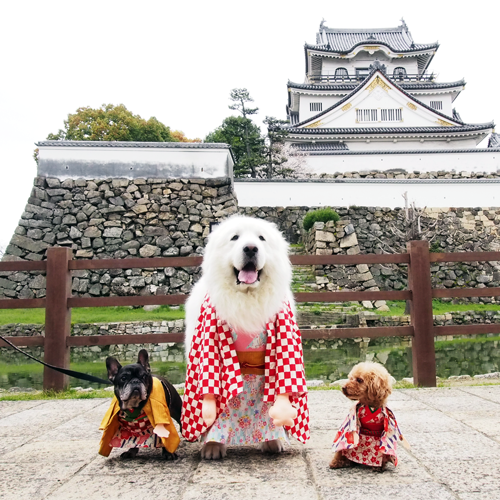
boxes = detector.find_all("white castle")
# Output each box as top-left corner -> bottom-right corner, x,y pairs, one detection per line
280,20 -> 500,175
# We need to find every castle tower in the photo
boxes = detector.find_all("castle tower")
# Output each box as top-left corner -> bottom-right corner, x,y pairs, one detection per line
281,21 -> 498,174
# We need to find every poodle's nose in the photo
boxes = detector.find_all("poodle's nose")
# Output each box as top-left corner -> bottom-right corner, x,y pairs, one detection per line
243,245 -> 258,257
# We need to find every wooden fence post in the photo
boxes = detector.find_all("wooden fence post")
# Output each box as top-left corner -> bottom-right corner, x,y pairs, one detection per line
407,240 -> 436,387
43,247 -> 73,391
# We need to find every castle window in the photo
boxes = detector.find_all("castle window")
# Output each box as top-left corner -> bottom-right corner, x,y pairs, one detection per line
430,101 -> 443,110
310,103 -> 323,112
335,67 -> 348,79
356,109 -> 378,122
393,67 -> 407,81
380,108 -> 403,121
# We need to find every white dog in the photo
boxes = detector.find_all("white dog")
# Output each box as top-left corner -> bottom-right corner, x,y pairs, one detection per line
182,215 -> 309,459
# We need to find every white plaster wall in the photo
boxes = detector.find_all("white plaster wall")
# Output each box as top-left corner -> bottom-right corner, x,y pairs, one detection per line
235,179 -> 500,208
303,150 -> 500,174
37,145 -> 234,180
416,94 -> 454,116
345,138 -> 480,151
299,95 -> 343,122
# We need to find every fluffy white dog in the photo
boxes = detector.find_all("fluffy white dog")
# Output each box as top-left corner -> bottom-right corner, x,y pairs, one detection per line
185,215 -> 293,350
183,215 -> 307,459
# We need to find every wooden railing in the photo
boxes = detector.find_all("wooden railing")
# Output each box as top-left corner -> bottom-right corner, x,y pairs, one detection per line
1,242 -> 500,390
307,73 -> 434,84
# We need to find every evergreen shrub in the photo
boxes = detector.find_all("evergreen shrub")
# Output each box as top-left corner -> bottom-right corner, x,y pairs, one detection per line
303,208 -> 340,231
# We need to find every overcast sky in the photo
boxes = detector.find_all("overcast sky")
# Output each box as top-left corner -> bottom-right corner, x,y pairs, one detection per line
0,0 -> 498,249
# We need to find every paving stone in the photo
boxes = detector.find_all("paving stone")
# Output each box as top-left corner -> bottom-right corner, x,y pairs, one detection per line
183,481 -> 318,500
45,472 -> 185,500
0,388 -> 499,499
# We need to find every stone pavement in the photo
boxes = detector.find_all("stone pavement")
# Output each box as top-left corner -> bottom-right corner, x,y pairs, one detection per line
1,386 -> 500,500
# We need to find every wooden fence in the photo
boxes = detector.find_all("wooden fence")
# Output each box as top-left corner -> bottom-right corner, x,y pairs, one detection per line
1,241 -> 500,390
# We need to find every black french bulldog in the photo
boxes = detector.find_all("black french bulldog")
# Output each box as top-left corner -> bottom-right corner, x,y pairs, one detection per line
106,349 -> 183,460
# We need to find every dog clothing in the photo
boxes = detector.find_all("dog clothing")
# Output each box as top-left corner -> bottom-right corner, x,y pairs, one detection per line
99,377 -> 180,456
201,329 -> 287,446
332,403 -> 408,466
182,296 -> 310,444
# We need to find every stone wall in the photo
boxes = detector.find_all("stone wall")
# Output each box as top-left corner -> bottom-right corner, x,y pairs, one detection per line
2,176 -> 237,299
311,169 -> 500,180
301,206 -> 500,304
2,174 -> 500,302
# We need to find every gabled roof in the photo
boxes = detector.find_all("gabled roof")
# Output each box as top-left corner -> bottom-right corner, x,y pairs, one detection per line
290,67 -> 467,129
310,22 -> 438,54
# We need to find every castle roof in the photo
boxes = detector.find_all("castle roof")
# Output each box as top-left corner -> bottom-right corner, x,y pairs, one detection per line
310,22 -> 438,54
287,79 -> 465,93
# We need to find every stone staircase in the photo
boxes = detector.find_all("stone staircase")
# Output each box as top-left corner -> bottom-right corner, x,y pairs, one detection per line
290,244 -> 379,327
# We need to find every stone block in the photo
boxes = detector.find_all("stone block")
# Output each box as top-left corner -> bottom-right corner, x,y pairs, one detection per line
340,233 -> 358,248
83,227 -> 101,238
346,245 -> 360,255
315,248 -> 333,255
139,245 -> 158,258
76,249 -> 94,258
315,230 -> 335,242
10,234 -> 49,254
103,227 -> 123,238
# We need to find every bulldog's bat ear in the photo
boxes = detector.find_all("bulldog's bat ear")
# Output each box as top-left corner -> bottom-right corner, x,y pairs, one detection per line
106,357 -> 122,382
137,349 -> 151,373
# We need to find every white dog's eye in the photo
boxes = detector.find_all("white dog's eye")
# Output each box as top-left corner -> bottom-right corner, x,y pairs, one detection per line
259,235 -> 265,241
231,235 -> 239,241
356,378 -> 364,384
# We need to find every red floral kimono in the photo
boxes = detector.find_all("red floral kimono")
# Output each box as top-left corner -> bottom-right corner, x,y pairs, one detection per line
332,403 -> 409,466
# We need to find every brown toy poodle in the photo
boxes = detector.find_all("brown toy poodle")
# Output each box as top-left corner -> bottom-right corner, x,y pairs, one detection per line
329,362 -> 407,471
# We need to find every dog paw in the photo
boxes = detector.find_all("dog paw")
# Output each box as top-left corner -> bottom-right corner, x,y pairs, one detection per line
329,452 -> 352,469
201,442 -> 227,460
260,439 -> 284,454
161,448 -> 178,461
120,448 -> 139,459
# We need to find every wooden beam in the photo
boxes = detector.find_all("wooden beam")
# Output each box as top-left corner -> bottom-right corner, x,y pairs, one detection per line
432,287 -> 500,298
430,251 -> 500,263
407,241 -> 436,387
0,336 -> 45,347
44,247 -> 72,391
67,333 -> 185,346
434,324 -> 500,336
0,298 -> 46,309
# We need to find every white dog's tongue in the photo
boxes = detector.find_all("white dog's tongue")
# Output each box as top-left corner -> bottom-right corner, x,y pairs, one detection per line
238,269 -> 258,284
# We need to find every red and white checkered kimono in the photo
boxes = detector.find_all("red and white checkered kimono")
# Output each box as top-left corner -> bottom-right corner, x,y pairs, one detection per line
182,296 -> 310,444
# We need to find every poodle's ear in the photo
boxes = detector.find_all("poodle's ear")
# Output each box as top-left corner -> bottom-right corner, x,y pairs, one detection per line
366,373 -> 392,407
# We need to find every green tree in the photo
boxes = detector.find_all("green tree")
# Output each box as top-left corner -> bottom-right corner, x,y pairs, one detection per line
227,89 -> 262,178
205,116 -> 266,177
45,104 -> 178,142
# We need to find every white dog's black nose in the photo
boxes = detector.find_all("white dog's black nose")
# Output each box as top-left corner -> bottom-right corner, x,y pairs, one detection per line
243,245 -> 258,258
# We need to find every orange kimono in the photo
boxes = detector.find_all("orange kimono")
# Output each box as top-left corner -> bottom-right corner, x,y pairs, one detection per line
99,377 -> 180,456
